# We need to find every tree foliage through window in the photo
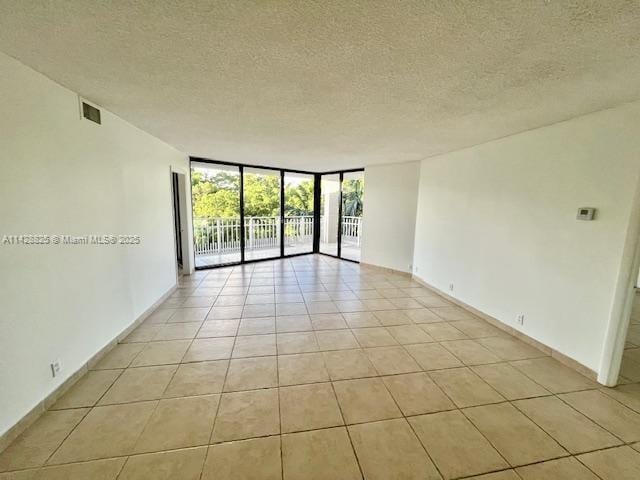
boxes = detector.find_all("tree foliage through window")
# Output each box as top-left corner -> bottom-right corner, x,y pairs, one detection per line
342,178 -> 364,217
191,167 -> 363,219
192,169 -> 316,218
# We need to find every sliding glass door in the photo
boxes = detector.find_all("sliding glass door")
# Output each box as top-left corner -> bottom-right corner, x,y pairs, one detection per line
284,172 -> 315,255
340,171 -> 364,261
243,167 -> 281,261
319,174 -> 340,256
190,162 -> 241,267
317,170 -> 364,261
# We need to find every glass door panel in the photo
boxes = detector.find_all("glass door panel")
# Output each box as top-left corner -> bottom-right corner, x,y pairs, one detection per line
341,171 -> 364,261
319,174 -> 340,256
284,172 -> 314,255
190,162 -> 241,267
243,167 -> 281,261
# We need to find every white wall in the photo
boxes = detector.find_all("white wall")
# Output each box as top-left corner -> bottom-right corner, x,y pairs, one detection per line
413,102 -> 640,373
0,52 -> 188,435
362,162 -> 420,273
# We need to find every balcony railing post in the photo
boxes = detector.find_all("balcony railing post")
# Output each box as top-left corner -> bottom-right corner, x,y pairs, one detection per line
234,217 -> 240,251
216,218 -> 221,253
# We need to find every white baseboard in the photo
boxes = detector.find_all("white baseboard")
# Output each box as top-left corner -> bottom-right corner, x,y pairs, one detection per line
411,273 -> 598,382
0,283 -> 177,453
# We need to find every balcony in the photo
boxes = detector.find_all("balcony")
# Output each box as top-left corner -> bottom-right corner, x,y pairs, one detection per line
194,215 -> 361,267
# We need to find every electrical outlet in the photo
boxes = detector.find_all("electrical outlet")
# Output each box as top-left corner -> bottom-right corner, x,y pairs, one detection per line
449,283 -> 454,292
50,359 -> 62,377
516,314 -> 525,326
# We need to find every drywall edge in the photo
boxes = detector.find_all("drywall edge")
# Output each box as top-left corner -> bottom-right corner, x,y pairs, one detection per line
598,170 -> 640,385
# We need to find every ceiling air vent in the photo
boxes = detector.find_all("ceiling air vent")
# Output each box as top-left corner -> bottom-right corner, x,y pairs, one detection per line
81,101 -> 101,125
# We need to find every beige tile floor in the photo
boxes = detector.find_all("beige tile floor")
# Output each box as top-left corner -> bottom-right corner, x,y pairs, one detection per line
2,254 -> 640,479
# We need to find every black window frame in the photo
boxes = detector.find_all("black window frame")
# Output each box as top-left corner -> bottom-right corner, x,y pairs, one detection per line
189,156 -> 364,269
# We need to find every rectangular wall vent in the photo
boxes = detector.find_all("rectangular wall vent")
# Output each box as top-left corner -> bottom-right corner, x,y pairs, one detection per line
82,101 -> 101,124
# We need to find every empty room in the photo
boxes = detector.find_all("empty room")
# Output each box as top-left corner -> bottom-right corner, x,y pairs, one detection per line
2,1 -> 640,479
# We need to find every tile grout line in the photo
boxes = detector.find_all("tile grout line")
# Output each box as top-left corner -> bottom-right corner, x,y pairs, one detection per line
510,395 -> 627,452
368,363 -> 449,480
192,259 -> 232,480
113,292 -> 209,476
458,402 -> 569,474
274,305 -> 285,480
4,256 -> 640,477
552,390 -> 638,444
328,376 -> 366,479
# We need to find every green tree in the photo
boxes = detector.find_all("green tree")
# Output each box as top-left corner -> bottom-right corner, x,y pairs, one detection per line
243,174 -> 281,217
192,169 -> 317,219
284,180 -> 314,216
191,170 -> 240,218
342,178 -> 364,216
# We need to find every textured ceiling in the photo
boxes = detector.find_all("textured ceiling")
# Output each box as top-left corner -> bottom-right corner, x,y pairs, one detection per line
1,1 -> 639,171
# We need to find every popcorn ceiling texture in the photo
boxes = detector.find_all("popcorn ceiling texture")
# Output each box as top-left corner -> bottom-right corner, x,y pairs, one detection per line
0,1 -> 639,170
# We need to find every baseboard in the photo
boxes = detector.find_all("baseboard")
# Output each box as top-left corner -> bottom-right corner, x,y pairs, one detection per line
411,274 -> 598,382
353,262 -> 597,381
0,283 -> 177,454
360,261 -> 412,277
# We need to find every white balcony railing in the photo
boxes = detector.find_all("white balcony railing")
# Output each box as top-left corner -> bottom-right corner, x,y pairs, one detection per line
193,215 -> 361,257
342,216 -> 361,247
